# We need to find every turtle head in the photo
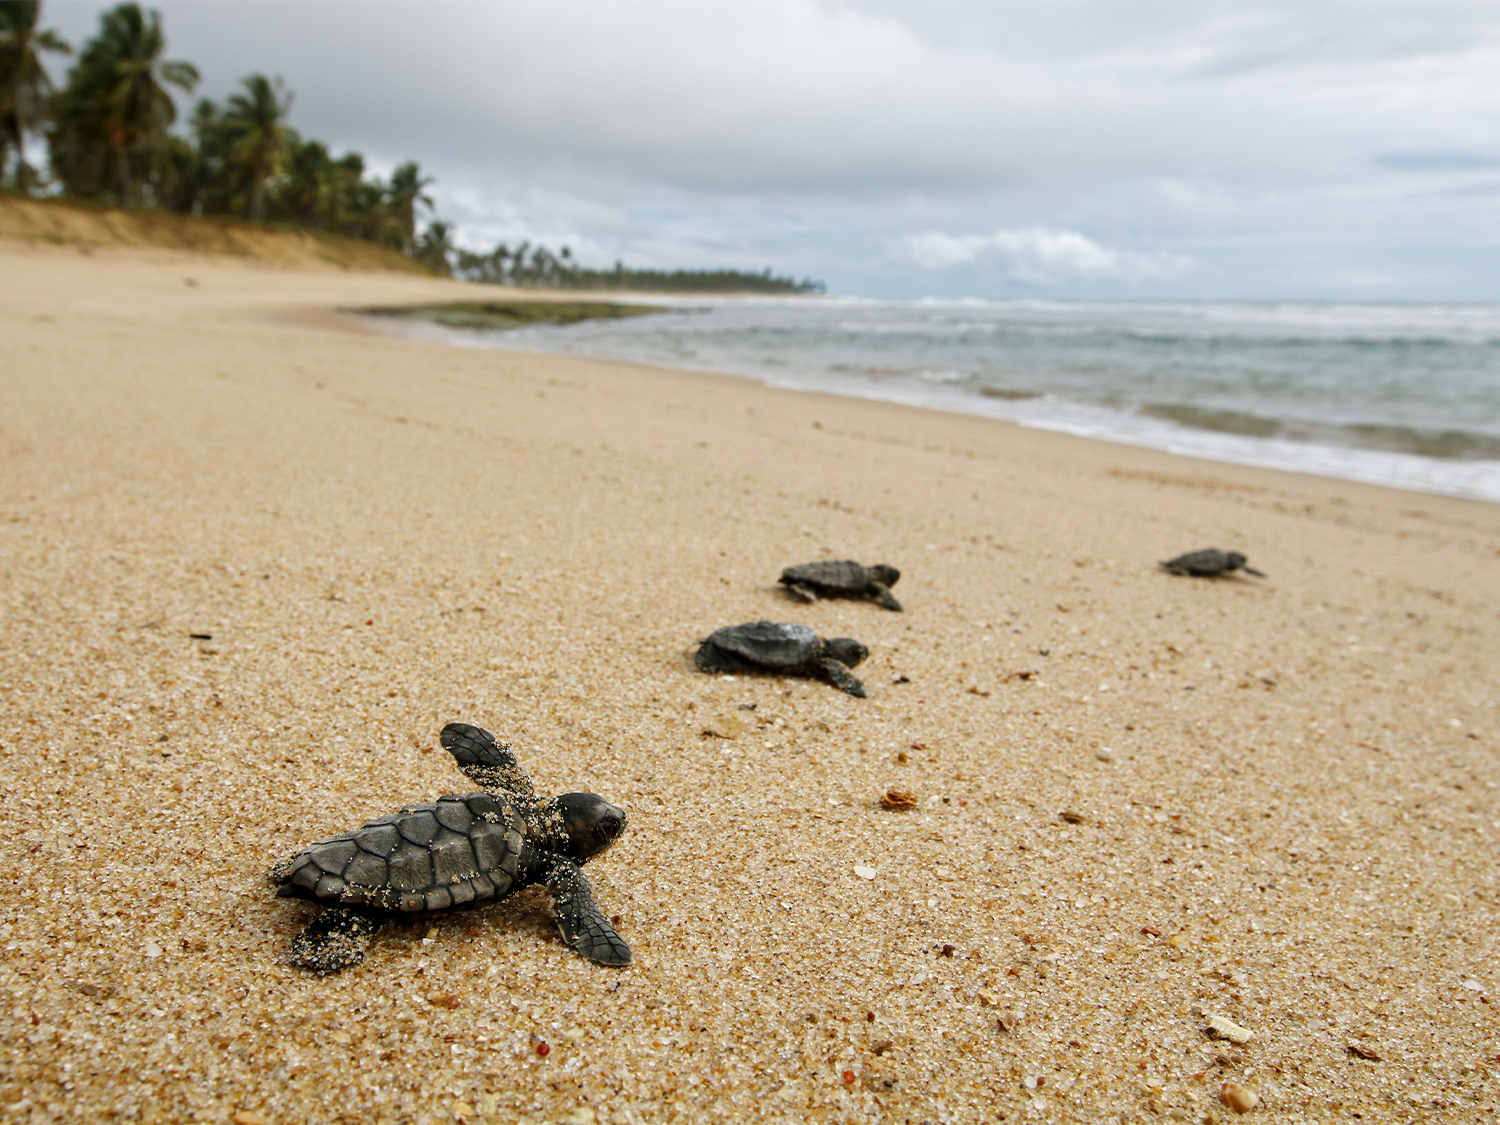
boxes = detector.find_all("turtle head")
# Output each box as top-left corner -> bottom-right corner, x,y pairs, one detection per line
1223,552 -> 1248,571
823,637 -> 868,668
554,792 -> 628,864
870,564 -> 900,587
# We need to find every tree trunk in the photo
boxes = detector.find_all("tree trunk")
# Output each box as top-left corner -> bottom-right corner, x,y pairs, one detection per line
114,140 -> 134,207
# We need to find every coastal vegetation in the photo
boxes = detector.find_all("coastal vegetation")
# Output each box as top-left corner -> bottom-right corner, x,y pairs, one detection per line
0,0 -> 822,292
361,301 -> 662,332
454,242 -> 823,294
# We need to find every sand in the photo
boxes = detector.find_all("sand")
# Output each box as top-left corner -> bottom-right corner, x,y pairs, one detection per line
1,239 -> 1497,1125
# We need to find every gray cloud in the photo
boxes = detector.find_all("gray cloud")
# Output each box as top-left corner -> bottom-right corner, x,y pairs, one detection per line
39,0 -> 1500,297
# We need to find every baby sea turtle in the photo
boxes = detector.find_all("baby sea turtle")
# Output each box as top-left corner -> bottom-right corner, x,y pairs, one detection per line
269,723 -> 631,973
695,620 -> 869,697
1160,548 -> 1266,578
779,560 -> 903,611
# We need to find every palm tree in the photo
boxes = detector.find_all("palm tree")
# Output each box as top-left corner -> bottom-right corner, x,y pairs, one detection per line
410,219 -> 454,275
385,160 -> 432,250
50,2 -> 197,206
0,0 -> 71,192
220,72 -> 292,219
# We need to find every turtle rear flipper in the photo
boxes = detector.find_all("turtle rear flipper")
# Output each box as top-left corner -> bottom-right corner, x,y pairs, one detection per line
441,722 -> 535,796
694,643 -> 754,675
545,859 -> 631,965
288,907 -> 384,974
817,658 -> 867,698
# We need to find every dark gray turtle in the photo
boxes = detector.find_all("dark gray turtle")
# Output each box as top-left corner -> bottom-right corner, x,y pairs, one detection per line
695,620 -> 869,697
269,723 -> 631,973
1160,549 -> 1266,579
780,559 -> 902,611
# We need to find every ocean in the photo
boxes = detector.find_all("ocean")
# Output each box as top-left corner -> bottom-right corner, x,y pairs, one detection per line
366,297 -> 1500,503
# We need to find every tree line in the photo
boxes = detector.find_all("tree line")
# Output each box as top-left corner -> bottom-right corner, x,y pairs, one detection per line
454,241 -> 823,293
0,1 -> 821,291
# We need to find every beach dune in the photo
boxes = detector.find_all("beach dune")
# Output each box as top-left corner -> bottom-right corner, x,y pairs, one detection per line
2,239 -> 1497,1123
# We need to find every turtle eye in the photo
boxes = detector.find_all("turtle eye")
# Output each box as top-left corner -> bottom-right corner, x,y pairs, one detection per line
593,810 -> 625,847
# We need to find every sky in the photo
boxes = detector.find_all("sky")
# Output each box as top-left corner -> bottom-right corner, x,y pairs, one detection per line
39,0 -> 1500,299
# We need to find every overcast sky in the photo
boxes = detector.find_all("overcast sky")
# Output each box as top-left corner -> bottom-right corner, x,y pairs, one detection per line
40,0 -> 1500,299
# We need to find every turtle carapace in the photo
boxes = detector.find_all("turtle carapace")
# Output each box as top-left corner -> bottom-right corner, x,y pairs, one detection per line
1160,549 -> 1266,579
695,620 -> 869,697
779,560 -> 902,611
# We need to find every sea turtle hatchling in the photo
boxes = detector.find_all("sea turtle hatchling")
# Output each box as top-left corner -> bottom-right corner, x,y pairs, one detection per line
695,620 -> 869,697
779,560 -> 903,611
269,723 -> 631,973
1160,548 -> 1267,579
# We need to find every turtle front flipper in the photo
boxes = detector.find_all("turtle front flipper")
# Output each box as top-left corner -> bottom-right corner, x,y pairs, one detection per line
441,722 -> 535,796
870,582 -> 903,612
287,906 -> 384,974
544,858 -> 632,965
786,582 -> 819,603
817,658 -> 868,698
1239,565 -> 1267,578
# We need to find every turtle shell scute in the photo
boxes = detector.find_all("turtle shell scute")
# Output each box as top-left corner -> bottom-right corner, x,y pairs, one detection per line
433,797 -> 474,833
464,792 -> 507,822
288,856 -> 321,892
312,839 -> 358,875
396,810 -> 441,846
342,849 -> 389,889
388,840 -> 434,892
355,824 -> 401,857
315,873 -> 345,898
470,821 -> 513,873
429,828 -> 479,885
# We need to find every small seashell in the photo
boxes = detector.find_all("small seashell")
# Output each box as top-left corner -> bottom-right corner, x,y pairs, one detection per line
1219,1081 -> 1258,1113
1205,1013 -> 1254,1043
853,865 -> 877,879
881,788 -> 918,810
702,714 -> 746,739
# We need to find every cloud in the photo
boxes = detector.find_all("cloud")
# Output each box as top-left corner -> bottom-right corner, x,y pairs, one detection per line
900,228 -> 1194,284
35,0 -> 1500,297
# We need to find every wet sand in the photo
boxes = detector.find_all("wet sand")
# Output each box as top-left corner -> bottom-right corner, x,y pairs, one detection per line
1,240 -> 1497,1124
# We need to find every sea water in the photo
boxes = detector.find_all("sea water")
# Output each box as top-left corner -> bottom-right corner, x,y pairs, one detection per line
371,297 -> 1500,503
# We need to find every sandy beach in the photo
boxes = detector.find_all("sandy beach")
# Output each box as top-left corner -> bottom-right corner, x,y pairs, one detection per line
2,240 -> 1497,1124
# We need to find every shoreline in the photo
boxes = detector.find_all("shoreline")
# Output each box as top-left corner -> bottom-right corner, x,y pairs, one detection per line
356,295 -> 1500,507
361,309 -> 1500,510
3,241 -> 1497,1124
